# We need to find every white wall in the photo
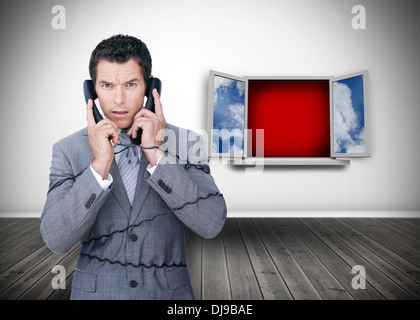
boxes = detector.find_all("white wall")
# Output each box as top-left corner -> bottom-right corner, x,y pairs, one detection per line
0,0 -> 419,216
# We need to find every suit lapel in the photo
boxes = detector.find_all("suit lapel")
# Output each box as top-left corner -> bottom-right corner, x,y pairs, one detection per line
129,149 -> 151,225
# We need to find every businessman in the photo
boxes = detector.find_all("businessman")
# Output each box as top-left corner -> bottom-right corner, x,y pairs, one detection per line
40,34 -> 227,299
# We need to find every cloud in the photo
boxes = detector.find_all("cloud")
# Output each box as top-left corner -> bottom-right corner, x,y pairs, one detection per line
333,82 -> 365,154
212,128 -> 243,154
212,75 -> 246,154
214,76 -> 232,103
235,80 -> 245,97
213,75 -> 245,103
219,103 -> 244,129
229,103 -> 244,123
214,75 -> 234,89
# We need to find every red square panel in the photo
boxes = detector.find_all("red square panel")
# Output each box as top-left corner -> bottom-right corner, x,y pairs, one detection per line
248,80 -> 330,157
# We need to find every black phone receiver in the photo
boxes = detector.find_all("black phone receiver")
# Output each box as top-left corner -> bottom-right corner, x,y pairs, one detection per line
83,77 -> 162,145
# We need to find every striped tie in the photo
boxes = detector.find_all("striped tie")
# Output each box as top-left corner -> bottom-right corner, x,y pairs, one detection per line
116,131 -> 140,206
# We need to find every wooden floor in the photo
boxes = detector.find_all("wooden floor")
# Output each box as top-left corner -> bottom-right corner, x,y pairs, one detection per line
0,217 -> 419,300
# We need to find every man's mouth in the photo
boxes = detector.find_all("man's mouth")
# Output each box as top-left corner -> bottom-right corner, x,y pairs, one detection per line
111,110 -> 129,118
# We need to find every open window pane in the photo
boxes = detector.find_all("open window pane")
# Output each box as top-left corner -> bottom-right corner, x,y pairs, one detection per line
207,70 -> 247,158
332,71 -> 370,157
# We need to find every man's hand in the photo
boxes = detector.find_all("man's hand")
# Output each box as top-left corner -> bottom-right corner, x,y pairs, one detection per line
86,99 -> 119,179
128,89 -> 166,167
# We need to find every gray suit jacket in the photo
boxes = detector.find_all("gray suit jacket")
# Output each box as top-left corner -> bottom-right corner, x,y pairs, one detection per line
40,123 -> 227,300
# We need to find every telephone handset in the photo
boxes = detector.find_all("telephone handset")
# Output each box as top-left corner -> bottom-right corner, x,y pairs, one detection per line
83,77 -> 162,145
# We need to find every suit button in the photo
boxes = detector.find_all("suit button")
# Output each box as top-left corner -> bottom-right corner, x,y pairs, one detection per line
129,280 -> 137,288
130,234 -> 138,242
85,193 -> 97,209
158,179 -> 163,187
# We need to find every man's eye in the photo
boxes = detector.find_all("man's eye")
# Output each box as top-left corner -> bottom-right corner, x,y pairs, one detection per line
127,83 -> 136,88
102,83 -> 112,89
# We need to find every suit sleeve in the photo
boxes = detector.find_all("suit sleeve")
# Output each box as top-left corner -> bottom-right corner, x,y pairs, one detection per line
144,130 -> 227,239
40,142 -> 112,254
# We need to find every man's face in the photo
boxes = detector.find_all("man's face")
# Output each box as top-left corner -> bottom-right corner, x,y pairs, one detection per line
95,58 -> 147,129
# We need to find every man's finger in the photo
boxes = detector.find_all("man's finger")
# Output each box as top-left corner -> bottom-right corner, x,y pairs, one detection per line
128,120 -> 143,138
152,88 -> 164,118
134,107 -> 150,120
86,99 -> 96,127
129,118 -> 155,138
97,118 -> 120,144
109,128 -> 120,145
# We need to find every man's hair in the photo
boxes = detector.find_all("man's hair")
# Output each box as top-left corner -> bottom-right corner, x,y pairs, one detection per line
89,34 -> 152,86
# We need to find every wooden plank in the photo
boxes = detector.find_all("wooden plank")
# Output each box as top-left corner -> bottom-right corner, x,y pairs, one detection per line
320,218 -> 420,299
268,218 -> 353,300
326,218 -> 420,284
0,218 -> 19,229
0,242 -> 80,300
0,222 -> 41,259
185,228 -> 202,300
282,218 -> 384,300
405,219 -> 420,227
0,218 -> 37,246
251,218 -> 322,300
388,218 -> 420,234
222,219 -> 262,300
18,244 -> 80,300
0,233 -> 46,274
0,242 -> 53,292
236,218 -> 292,300
301,218 -> 415,299
370,218 -> 420,252
201,232 -> 231,300
343,218 -> 420,267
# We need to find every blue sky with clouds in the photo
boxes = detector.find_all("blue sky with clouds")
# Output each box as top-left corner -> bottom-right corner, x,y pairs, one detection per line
212,75 -> 245,154
333,75 -> 366,154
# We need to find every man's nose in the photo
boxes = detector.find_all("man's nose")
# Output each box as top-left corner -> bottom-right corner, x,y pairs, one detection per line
114,85 -> 125,105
